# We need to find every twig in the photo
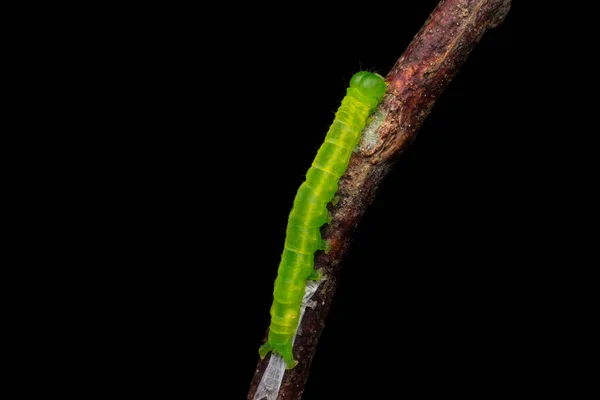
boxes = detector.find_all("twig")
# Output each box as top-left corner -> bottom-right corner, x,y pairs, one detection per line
247,1 -> 511,398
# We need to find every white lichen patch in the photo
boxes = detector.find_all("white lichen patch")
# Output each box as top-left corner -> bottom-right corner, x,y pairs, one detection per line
357,109 -> 388,153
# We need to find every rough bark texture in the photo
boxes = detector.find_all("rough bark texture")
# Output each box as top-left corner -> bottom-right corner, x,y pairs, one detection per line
248,1 -> 511,398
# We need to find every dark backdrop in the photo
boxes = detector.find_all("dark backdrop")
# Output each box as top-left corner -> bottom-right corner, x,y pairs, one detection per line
89,2 -> 515,398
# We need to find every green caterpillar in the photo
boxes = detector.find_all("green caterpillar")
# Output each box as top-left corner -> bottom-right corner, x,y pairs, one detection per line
259,71 -> 386,369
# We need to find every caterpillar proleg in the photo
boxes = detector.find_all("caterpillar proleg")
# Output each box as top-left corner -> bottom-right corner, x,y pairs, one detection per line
259,71 -> 386,369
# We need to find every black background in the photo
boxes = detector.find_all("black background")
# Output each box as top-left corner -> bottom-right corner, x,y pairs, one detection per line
85,2 -> 515,398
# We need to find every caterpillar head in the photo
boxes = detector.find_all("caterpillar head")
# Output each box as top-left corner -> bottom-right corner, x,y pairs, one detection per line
349,71 -> 386,102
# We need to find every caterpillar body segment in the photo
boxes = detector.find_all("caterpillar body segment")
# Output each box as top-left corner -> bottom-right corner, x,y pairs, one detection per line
259,71 -> 386,369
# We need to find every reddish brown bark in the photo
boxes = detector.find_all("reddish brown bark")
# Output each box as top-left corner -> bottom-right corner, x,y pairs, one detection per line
248,1 -> 511,398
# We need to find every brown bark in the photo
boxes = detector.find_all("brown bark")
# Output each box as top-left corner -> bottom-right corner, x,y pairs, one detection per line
248,1 -> 511,398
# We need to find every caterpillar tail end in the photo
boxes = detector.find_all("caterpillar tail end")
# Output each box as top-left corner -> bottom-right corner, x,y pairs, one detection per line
258,340 -> 298,369
258,341 -> 273,359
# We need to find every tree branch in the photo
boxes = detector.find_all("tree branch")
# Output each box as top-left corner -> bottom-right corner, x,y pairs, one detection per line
247,1 -> 511,398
